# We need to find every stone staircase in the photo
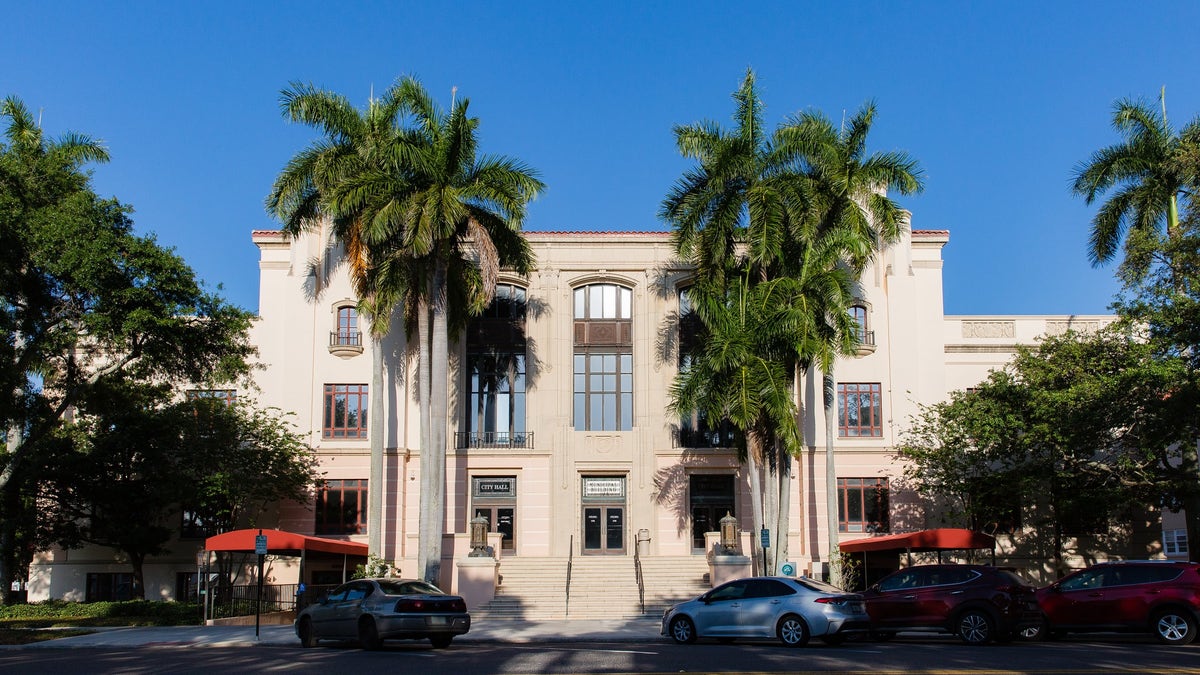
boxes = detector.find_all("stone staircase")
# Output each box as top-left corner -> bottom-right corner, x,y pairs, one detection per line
471,555 -> 711,621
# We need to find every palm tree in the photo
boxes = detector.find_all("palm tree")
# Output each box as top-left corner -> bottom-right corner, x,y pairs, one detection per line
663,69 -> 823,573
786,101 -> 924,584
1072,91 -> 1199,279
266,83 -> 409,558
354,78 -> 542,585
267,78 -> 541,584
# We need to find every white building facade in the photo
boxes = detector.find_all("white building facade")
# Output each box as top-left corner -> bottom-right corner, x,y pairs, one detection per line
30,221 -> 1171,603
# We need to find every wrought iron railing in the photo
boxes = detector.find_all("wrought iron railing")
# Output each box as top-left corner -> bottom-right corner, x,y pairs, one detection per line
855,329 -> 876,347
674,428 -> 737,449
455,431 -> 534,449
329,331 -> 363,347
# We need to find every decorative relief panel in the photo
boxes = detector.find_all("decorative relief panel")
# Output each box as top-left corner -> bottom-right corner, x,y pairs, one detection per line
1044,320 -> 1105,335
961,321 -> 1015,338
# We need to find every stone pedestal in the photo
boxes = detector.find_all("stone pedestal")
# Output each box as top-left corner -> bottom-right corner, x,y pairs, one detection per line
709,555 -> 752,587
455,557 -> 499,610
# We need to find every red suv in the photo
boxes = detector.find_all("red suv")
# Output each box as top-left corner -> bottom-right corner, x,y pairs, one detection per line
1036,560 -> 1200,645
861,564 -> 1041,645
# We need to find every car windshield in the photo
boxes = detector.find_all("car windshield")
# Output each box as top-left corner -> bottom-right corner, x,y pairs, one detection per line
376,580 -> 444,596
793,577 -> 844,594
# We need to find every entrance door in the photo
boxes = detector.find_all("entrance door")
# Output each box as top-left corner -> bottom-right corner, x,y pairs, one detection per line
690,474 -> 735,551
583,506 -> 624,554
474,506 -> 516,552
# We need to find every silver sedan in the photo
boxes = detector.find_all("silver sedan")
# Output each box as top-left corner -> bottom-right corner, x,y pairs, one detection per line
295,578 -> 470,649
662,576 -> 869,647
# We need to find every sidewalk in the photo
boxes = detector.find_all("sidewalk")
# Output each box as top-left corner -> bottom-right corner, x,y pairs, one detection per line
10,617 -> 666,649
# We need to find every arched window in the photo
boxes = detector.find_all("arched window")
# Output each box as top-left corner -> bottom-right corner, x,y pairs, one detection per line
676,286 -> 734,447
573,283 -> 633,431
334,306 -> 360,346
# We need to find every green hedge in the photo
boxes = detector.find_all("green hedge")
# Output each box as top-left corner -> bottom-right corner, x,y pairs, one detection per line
0,600 -> 202,627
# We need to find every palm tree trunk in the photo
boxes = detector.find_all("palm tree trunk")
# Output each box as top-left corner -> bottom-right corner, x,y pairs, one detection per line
824,371 -> 841,586
420,260 -> 450,586
417,289 -> 435,583
746,442 -> 764,576
775,450 -> 792,575
764,447 -> 779,575
367,335 -> 385,557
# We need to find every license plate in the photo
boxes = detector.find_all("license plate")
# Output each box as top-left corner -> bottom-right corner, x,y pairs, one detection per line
427,616 -> 447,626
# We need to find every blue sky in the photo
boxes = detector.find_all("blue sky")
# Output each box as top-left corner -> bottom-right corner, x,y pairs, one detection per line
6,2 -> 1198,316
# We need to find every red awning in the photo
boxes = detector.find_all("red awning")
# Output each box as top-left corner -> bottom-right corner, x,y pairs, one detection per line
204,528 -> 368,557
839,528 -> 995,554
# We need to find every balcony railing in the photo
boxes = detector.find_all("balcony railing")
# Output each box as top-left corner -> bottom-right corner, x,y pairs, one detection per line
330,331 -> 363,347
455,431 -> 534,449
674,428 -> 738,449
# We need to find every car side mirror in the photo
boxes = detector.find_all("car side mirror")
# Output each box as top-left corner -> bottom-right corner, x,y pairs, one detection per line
318,594 -> 330,605
869,584 -> 881,593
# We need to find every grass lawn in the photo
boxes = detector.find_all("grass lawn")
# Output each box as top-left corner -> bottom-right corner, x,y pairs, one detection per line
0,627 -> 94,645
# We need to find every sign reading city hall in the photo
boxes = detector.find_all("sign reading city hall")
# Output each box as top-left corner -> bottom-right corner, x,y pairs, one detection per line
473,477 -> 516,499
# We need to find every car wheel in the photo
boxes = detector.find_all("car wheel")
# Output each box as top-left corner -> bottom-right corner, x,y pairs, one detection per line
430,635 -> 453,649
956,609 -> 995,645
669,616 -> 697,644
1153,608 -> 1198,646
358,616 -> 382,651
776,614 -> 810,647
1019,618 -> 1046,641
821,633 -> 846,646
298,618 -> 317,648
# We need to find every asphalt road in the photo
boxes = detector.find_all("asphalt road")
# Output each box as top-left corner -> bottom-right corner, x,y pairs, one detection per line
2,636 -> 1198,674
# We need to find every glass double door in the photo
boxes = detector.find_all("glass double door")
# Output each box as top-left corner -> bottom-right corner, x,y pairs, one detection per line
582,505 -> 624,554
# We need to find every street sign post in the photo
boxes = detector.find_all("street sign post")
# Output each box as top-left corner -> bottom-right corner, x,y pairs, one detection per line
254,530 -> 266,639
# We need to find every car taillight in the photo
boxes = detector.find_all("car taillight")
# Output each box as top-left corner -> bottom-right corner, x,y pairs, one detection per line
815,597 -> 845,605
394,599 -> 426,612
394,597 -> 467,613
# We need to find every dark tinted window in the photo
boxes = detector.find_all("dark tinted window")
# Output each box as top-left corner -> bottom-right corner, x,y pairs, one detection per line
878,569 -> 925,591
708,581 -> 748,601
747,579 -> 796,599
927,568 -> 978,586
994,570 -> 1029,586
1108,565 -> 1183,586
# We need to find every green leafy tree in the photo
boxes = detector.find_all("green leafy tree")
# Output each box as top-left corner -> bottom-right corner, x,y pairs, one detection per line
39,386 -> 320,599
0,96 -> 254,603
899,327 -> 1197,570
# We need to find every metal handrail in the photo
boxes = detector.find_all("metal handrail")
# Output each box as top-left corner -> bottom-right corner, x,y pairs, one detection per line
634,537 -> 645,615
565,535 -> 574,617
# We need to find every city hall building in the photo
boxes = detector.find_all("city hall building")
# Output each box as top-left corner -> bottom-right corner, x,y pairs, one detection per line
27,221 -> 1179,609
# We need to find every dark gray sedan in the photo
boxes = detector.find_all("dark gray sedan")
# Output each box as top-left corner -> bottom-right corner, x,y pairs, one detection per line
661,576 -> 869,647
295,578 -> 470,649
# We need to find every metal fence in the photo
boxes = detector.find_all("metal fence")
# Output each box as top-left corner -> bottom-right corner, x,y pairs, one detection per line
208,583 -> 339,619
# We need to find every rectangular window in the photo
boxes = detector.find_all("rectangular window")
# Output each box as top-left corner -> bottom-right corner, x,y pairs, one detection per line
334,307 -> 361,346
315,479 -> 368,535
180,509 -> 216,539
86,573 -> 133,603
837,382 -> 882,437
1165,528 -> 1189,555
574,351 -> 633,431
466,352 -> 526,444
838,477 -> 889,533
323,384 -> 368,438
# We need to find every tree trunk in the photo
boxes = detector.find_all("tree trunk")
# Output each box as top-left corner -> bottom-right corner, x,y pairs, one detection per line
367,336 -> 385,557
130,553 -> 146,601
745,441 -> 764,576
775,450 -> 792,575
824,371 -> 841,586
422,260 -> 450,586
417,288 -> 436,584
763,446 -> 779,575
